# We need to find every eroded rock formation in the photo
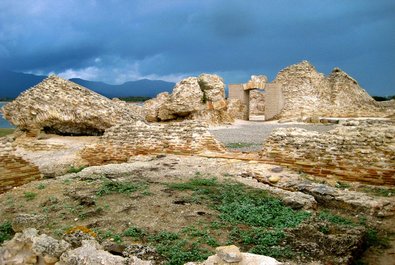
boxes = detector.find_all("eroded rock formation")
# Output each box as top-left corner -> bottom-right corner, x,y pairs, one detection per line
143,74 -> 233,124
1,76 -> 144,136
273,61 -> 385,119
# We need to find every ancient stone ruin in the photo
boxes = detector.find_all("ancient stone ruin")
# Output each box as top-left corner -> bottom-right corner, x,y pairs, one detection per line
0,138 -> 42,193
81,120 -> 225,166
1,76 -> 144,136
261,120 -> 395,185
228,61 -> 388,121
143,74 -> 233,124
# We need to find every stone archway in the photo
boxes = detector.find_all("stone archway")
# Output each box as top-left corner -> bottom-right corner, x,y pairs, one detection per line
228,75 -> 284,121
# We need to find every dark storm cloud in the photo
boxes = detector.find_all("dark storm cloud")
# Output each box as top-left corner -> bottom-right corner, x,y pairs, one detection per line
0,0 -> 394,95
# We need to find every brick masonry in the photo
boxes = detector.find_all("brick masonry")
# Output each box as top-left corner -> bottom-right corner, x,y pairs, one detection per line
261,120 -> 395,186
81,120 -> 226,166
0,138 -> 42,194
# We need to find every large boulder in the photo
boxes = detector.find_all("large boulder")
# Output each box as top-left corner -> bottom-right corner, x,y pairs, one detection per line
1,76 -> 144,136
143,92 -> 171,122
145,74 -> 233,124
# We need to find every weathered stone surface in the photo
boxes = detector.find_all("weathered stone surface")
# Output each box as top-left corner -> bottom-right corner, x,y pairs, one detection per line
215,245 -> 242,263
57,240 -> 126,265
32,234 -> 71,263
0,138 -> 42,194
1,75 -> 143,136
226,99 -> 247,120
81,120 -> 226,166
158,77 -> 204,120
0,228 -> 70,265
261,119 -> 395,186
187,245 -> 280,265
285,220 -> 365,265
12,213 -> 47,232
244,75 -> 268,90
249,90 -> 265,115
143,92 -> 171,122
145,74 -> 233,124
0,229 -> 156,265
273,61 -> 385,119
197,74 -> 226,104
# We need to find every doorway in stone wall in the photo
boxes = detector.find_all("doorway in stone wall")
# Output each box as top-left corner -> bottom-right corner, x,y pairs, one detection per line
249,89 -> 266,121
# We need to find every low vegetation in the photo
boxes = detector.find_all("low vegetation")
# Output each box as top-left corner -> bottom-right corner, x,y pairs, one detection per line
0,173 -> 392,265
0,128 -> 14,137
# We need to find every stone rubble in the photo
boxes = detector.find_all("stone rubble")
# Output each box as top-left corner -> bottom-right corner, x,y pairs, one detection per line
143,74 -> 233,124
0,230 -> 281,265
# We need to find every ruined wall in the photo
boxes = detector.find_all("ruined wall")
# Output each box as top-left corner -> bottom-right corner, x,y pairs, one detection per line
228,84 -> 249,120
0,138 -> 42,193
273,61 -> 385,119
261,120 -> 395,186
2,76 -> 143,136
264,84 -> 284,120
81,120 -> 226,166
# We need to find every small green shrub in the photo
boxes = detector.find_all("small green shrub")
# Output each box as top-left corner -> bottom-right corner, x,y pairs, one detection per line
67,165 -> 87,173
37,183 -> 46,190
123,227 -> 146,239
0,221 -> 13,243
318,211 -> 354,226
96,179 -> 147,196
365,228 -> 391,249
24,191 -> 38,201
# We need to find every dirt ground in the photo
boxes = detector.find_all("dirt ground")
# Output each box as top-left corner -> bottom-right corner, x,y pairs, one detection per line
1,154 -> 394,264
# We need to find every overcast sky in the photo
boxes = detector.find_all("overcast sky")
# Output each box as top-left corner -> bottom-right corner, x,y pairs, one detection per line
0,0 -> 394,96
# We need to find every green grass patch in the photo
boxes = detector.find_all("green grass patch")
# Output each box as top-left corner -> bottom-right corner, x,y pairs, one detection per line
24,191 -> 38,201
0,128 -> 14,137
318,211 -> 355,226
362,186 -> 395,197
67,165 -> 87,173
0,221 -> 13,243
96,179 -> 147,196
166,177 -> 310,259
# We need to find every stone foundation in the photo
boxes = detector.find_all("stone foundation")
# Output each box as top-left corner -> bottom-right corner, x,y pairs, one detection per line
0,138 -> 42,193
261,120 -> 395,186
81,120 -> 226,166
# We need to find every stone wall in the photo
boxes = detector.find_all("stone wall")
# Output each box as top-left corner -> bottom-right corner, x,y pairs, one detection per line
0,138 -> 42,193
261,120 -> 395,185
273,61 -> 385,119
81,120 -> 226,166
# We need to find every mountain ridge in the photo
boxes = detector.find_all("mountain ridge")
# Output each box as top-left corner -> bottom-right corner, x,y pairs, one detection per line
0,70 -> 175,99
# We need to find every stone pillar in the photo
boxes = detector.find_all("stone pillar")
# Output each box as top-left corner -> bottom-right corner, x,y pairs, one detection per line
228,84 -> 250,120
265,83 -> 284,120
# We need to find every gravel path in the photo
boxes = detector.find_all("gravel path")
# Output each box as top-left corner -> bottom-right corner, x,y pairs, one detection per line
209,120 -> 336,152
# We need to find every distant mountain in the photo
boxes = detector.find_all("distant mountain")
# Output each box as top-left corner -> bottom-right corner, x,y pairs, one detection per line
0,70 -> 47,98
69,78 -> 174,98
0,70 -> 175,99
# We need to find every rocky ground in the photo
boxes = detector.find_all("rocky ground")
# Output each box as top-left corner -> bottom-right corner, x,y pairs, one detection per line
1,153 -> 394,265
